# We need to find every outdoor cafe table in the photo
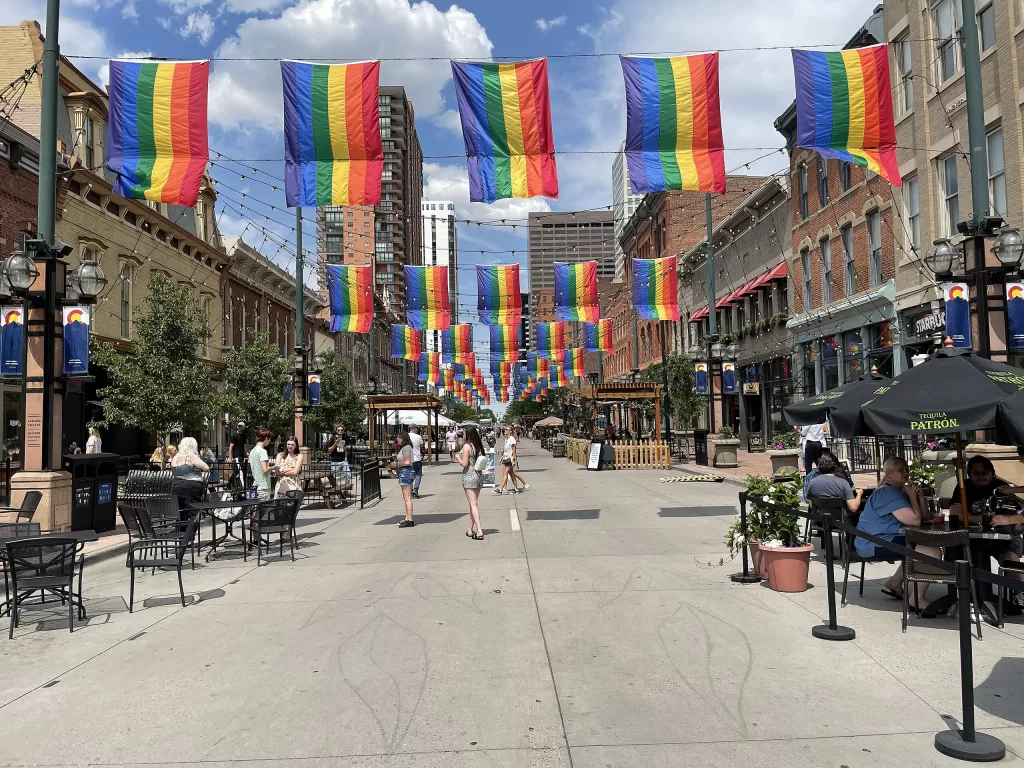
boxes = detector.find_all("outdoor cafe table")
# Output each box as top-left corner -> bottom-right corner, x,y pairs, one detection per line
188,499 -> 261,561
0,529 -> 98,618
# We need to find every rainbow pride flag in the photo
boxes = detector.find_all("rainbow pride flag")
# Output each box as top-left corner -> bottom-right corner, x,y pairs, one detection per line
620,54 -> 725,194
527,352 -> 550,377
325,264 -> 374,333
405,266 -> 451,330
632,257 -> 680,321
549,365 -> 567,389
490,359 -> 512,378
390,325 -> 421,360
106,60 -> 209,207
477,264 -> 522,325
418,352 -> 441,383
443,367 -> 455,392
451,59 -> 558,203
584,320 -> 613,353
792,45 -> 901,186
489,325 -> 519,361
441,324 -> 473,361
536,321 -> 569,359
561,349 -> 586,378
281,60 -> 384,206
553,262 -> 599,323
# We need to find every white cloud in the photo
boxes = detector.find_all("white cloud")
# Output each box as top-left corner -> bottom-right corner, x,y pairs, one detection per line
157,16 -> 174,29
223,0 -> 293,12
432,109 -> 464,136
577,9 -> 622,42
122,0 -> 138,19
207,0 -> 493,131
97,51 -> 155,88
535,15 -> 566,32
180,11 -> 216,44
159,0 -> 212,13
423,162 -> 551,223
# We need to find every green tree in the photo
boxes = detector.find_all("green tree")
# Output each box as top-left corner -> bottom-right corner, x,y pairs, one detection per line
642,353 -> 704,430
219,330 -> 293,436
503,400 -> 543,424
444,400 -> 477,423
91,273 -> 213,450
302,350 -> 366,436
476,407 -> 497,422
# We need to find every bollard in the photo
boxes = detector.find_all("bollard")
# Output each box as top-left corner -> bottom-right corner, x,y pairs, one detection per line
731,494 -> 760,584
811,512 -> 855,641
934,560 -> 1005,762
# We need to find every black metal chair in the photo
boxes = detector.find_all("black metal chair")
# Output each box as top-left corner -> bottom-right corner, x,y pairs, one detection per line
127,514 -> 201,613
249,497 -> 299,565
995,559 -> 1024,628
0,522 -> 42,614
902,528 -> 982,639
805,496 -> 849,559
5,537 -> 84,637
0,492 -> 42,523
840,516 -> 899,606
283,489 -> 304,545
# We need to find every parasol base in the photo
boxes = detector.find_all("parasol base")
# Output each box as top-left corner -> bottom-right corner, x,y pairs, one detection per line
934,730 -> 1004,762
811,623 -> 856,641
730,573 -> 761,584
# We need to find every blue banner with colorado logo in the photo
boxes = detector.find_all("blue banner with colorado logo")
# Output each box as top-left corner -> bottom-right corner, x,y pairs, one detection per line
307,374 -> 321,405
1008,283 -> 1024,350
695,362 -> 709,395
0,306 -> 24,377
722,361 -> 737,394
63,306 -> 90,375
942,282 -> 972,349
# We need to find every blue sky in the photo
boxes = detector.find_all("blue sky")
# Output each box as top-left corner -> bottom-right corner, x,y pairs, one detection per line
3,0 -> 882,406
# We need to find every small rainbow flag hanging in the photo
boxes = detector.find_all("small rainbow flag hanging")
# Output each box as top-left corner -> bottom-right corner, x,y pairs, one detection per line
417,352 -> 441,383
441,324 -> 473,361
620,54 -> 725,194
553,262 -> 599,323
632,257 -> 680,321
390,325 -> 421,360
281,60 -> 384,206
583,320 -> 613,353
490,359 -> 512,377
536,321 -> 569,359
477,264 -> 522,325
106,60 -> 209,206
527,352 -> 549,377
443,367 -> 455,392
405,266 -> 451,330
489,325 -> 519,361
451,59 -> 559,204
561,349 -> 586,378
549,365 -> 567,389
325,265 -> 374,333
792,45 -> 901,186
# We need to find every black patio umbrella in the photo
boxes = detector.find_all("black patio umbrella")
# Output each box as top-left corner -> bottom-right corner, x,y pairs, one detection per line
994,389 -> 1024,447
783,370 -> 890,426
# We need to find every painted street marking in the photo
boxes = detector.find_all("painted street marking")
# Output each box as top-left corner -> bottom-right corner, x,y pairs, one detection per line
510,508 -> 521,532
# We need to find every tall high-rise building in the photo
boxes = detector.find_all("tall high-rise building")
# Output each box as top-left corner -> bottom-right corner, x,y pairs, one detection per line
421,200 -> 458,354
612,142 -> 644,281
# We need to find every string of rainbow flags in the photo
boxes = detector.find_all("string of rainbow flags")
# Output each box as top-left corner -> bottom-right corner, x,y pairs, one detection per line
105,45 -> 897,404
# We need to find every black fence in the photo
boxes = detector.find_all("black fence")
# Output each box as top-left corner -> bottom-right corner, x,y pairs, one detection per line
830,436 -> 926,474
360,458 -> 382,508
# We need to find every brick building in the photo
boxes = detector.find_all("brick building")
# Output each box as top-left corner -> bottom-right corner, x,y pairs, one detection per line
774,8 -> 901,398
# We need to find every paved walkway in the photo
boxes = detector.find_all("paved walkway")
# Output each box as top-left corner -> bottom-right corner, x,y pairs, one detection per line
1,440 -> 1023,766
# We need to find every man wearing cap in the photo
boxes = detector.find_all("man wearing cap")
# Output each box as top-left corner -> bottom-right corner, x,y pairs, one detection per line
228,421 -> 248,487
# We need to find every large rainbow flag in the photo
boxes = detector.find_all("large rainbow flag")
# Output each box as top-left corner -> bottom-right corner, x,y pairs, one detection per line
632,257 -> 680,321
106,60 -> 209,207
489,325 -> 519,361
451,59 -> 559,203
442,324 -> 473,361
536,321 -> 569,359
584,319 -> 613,353
325,264 -> 374,333
477,264 -> 522,325
620,54 -> 725,194
405,266 -> 451,330
281,60 -> 384,207
792,45 -> 901,186
553,262 -> 599,323
418,352 -> 441,383
390,325 -> 421,360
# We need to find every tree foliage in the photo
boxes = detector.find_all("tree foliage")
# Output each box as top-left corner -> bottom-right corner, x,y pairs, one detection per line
302,350 -> 366,436
502,400 -> 544,424
642,353 -> 704,429
219,330 -> 294,436
444,401 -> 478,423
91,273 -> 213,442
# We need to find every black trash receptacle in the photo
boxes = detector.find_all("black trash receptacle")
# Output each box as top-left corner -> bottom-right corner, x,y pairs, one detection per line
62,453 -> 120,533
693,429 -> 709,466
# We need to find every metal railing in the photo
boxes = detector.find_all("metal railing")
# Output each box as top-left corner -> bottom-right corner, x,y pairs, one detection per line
360,459 -> 382,508
830,437 -> 926,473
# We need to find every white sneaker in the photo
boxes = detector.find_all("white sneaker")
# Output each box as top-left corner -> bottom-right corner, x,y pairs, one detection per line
492,488 -> 502,495
521,484 -> 530,492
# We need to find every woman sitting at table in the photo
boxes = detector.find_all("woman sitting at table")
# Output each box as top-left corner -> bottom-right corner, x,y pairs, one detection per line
854,456 -> 939,604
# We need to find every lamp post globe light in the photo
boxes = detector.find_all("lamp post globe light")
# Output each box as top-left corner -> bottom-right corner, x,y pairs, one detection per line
993,228 -> 1024,269
4,251 -> 39,291
68,261 -> 107,299
924,238 -> 958,277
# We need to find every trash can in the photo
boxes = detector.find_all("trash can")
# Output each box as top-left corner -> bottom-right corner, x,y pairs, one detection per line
693,429 -> 709,466
62,453 -> 120,533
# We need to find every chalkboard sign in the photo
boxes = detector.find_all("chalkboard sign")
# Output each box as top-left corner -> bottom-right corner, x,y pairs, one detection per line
747,433 -> 766,453
587,442 -> 603,470
74,485 -> 91,508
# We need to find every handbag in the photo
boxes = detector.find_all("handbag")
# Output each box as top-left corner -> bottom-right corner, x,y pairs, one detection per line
474,452 -> 489,472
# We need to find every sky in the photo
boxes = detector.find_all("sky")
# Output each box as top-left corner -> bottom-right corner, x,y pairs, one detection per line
2,0 -> 883,411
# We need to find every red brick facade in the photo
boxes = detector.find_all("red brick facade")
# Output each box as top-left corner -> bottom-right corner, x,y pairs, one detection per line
0,131 -> 38,258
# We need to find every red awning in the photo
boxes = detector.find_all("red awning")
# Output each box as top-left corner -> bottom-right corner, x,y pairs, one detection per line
688,307 -> 709,322
715,293 -> 734,309
748,261 -> 788,291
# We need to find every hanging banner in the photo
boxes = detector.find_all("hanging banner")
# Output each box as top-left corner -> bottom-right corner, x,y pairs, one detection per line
695,362 -> 709,395
307,374 -> 321,406
63,306 -> 90,375
1008,283 -> 1024,350
722,361 -> 737,394
0,307 -> 24,377
943,282 -> 972,349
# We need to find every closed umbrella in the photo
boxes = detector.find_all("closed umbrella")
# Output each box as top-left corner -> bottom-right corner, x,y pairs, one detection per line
783,370 -> 890,426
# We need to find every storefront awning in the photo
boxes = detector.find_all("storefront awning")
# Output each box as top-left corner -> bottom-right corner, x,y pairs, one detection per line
748,261 -> 788,291
688,306 -> 709,322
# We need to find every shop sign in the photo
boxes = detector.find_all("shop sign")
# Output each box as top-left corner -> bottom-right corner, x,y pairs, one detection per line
904,308 -> 945,339
747,433 -> 766,453
742,382 -> 760,395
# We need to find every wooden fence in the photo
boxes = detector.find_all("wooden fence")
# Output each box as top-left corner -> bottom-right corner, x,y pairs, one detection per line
563,437 -> 671,470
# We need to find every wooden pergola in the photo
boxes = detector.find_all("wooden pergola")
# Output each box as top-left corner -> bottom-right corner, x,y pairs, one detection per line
366,394 -> 443,464
572,382 -> 663,437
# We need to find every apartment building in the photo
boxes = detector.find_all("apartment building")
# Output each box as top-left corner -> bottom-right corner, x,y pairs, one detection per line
420,199 -> 458,354
612,141 -> 644,281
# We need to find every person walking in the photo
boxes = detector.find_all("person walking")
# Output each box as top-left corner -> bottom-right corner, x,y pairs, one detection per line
800,421 -> 827,476
495,425 -> 529,495
395,431 -> 416,528
273,436 -> 304,497
86,427 -> 102,454
228,421 -> 247,489
408,425 -> 425,499
458,426 -> 486,539
248,428 -> 274,501
446,426 -> 458,461
170,436 -> 209,513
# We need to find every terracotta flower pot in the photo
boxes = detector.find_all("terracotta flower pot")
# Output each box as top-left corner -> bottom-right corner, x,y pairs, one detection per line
761,543 -> 814,592
747,540 -> 768,580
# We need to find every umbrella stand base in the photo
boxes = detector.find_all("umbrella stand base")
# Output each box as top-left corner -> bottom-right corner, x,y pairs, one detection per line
811,623 -> 856,641
934,730 -> 1004,762
730,573 -> 761,584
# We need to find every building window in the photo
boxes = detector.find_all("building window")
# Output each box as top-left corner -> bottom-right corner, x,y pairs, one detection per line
897,37 -> 914,114
939,153 -> 960,237
820,238 -> 832,304
934,0 -> 962,82
978,0 -> 995,51
801,247 -> 811,311
798,164 -> 808,219
903,176 -> 920,251
841,225 -> 855,296
120,263 -> 133,339
987,128 -> 1005,218
83,115 -> 95,168
818,159 -> 828,207
868,210 -> 882,286
325,209 -> 343,230
201,295 -> 210,357
839,162 -> 851,193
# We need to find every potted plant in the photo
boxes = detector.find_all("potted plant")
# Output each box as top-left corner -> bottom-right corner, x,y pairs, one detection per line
766,430 -> 801,478
726,475 -> 777,578
711,425 -> 740,468
750,479 -> 813,592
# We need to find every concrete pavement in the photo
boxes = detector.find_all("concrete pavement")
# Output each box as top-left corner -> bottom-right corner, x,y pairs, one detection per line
0,439 -> 1023,766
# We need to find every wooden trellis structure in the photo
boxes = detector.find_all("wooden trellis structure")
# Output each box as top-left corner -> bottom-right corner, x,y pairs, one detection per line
564,383 -> 671,469
365,394 -> 443,464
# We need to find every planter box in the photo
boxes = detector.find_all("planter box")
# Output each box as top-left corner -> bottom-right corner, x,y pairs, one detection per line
761,542 -> 813,592
711,438 -> 740,468
766,448 -> 801,478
